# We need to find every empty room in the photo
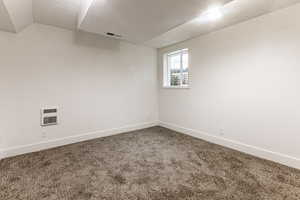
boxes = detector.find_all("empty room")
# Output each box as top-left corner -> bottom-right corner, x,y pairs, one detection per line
1,0 -> 300,199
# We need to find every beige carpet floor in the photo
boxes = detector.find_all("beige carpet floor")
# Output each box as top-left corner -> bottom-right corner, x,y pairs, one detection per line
1,126 -> 300,200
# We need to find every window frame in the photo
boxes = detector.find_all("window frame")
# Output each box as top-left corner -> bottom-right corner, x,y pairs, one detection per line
163,48 -> 190,89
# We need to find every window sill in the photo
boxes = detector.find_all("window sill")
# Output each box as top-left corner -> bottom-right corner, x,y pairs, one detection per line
163,86 -> 190,89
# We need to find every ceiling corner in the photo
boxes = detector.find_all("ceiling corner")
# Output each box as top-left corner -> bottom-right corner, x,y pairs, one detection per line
77,0 -> 94,30
3,0 -> 33,33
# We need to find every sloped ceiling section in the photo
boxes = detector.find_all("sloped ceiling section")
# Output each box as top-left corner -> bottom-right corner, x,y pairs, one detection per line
78,0 -> 232,43
146,0 -> 300,48
77,0 -> 94,29
0,0 -> 15,32
3,0 -> 33,32
33,0 -> 81,30
0,0 -> 33,33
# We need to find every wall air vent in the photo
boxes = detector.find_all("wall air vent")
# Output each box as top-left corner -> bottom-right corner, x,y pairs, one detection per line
106,32 -> 122,38
41,107 -> 58,126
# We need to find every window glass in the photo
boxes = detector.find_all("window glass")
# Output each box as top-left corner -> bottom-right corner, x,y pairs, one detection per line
168,53 -> 181,86
164,49 -> 189,88
182,51 -> 189,86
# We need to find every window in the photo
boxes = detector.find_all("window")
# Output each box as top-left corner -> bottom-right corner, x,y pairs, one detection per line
163,49 -> 189,88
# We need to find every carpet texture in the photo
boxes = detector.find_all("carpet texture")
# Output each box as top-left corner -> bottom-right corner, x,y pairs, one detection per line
1,127 -> 300,200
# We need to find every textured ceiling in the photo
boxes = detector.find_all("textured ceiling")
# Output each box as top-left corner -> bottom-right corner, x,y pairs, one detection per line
0,0 -> 300,48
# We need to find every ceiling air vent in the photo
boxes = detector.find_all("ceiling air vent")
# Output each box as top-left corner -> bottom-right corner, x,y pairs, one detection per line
106,32 -> 122,38
41,107 -> 58,126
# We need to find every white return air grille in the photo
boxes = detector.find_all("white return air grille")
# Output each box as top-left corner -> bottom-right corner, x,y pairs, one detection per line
41,107 -> 58,126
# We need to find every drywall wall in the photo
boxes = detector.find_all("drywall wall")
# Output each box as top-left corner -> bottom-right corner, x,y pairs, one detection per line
0,24 -> 158,157
158,3 -> 300,168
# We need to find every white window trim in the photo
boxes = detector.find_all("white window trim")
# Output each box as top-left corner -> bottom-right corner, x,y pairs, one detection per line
163,86 -> 190,89
163,48 -> 190,89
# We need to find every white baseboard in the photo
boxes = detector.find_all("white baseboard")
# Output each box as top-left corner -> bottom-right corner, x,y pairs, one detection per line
2,121 -> 299,170
0,121 -> 158,160
159,121 -> 300,169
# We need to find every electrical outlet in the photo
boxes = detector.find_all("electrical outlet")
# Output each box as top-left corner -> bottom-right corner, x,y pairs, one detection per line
219,129 -> 225,136
42,131 -> 47,139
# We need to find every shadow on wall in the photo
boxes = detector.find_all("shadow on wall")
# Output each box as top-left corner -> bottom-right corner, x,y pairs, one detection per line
73,30 -> 121,51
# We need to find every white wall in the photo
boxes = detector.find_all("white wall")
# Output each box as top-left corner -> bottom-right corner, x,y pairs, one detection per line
0,24 -> 158,156
158,4 -> 300,168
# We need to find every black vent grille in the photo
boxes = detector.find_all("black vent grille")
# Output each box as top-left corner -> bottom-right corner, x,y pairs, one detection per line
43,116 -> 57,125
43,109 -> 57,114
106,32 -> 122,38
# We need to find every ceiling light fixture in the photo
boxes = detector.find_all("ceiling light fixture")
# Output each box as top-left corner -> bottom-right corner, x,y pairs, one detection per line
196,5 -> 223,23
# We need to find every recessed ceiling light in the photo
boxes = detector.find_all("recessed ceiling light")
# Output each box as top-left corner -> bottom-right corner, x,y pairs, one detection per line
196,5 -> 223,23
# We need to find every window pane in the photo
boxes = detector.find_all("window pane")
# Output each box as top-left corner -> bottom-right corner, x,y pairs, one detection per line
182,52 -> 189,85
182,52 -> 188,70
164,49 -> 189,88
168,53 -> 181,86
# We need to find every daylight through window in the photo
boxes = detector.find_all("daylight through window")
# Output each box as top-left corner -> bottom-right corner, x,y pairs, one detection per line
164,49 -> 189,88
